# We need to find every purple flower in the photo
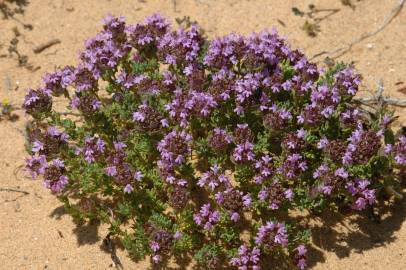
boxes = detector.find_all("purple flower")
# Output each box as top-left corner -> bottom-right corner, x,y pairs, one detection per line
23,88 -> 52,117
116,71 -> 140,90
393,136 -> 406,166
233,124 -> 255,144
254,155 -> 275,184
32,140 -> 44,153
209,128 -> 232,152
173,231 -> 183,240
198,164 -> 230,191
215,188 -> 251,221
280,154 -> 307,179
230,244 -> 261,270
293,245 -> 307,270
193,204 -> 220,231
157,23 -> 202,65
282,132 -> 306,153
25,155 -> 48,179
133,103 -> 163,131
43,159 -> 69,193
334,167 -> 348,179
71,93 -> 101,115
334,68 -> 361,96
317,137 -> 329,149
124,184 -> 134,194
345,178 -> 375,210
105,166 -> 117,176
157,130 -> 192,167
233,142 -> 255,164
134,171 -> 143,181
255,221 -> 288,249
126,13 -> 169,50
264,106 -> 292,131
105,142 -> 141,187
42,66 -> 74,96
152,255 -> 161,264
258,182 -> 293,210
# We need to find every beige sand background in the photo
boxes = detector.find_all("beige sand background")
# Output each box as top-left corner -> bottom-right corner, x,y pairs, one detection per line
0,0 -> 405,269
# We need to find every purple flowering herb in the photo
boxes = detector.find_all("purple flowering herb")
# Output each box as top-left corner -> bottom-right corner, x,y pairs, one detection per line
43,159 -> 69,193
23,88 -> 52,118
25,155 -> 48,179
82,136 -> 106,163
254,155 -> 275,184
233,142 -> 256,164
22,13 -> 405,269
280,154 -> 307,179
133,103 -> 163,132
215,188 -> 251,222
198,164 -> 231,191
208,128 -> 232,152
29,126 -> 68,157
193,203 -> 220,231
292,244 -> 307,270
255,221 -> 288,249
258,182 -> 293,210
394,136 -> 406,166
157,130 -> 192,166
230,244 -> 261,270
345,178 -> 375,210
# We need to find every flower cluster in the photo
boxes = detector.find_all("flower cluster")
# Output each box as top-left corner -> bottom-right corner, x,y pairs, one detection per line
23,14 -> 404,269
230,244 -> 261,270
193,203 -> 220,231
105,142 -> 143,191
209,128 -> 232,152
29,126 -> 69,157
255,221 -> 289,250
215,188 -> 251,221
198,164 -> 231,191
258,182 -> 293,210
43,159 -> 69,193
393,136 -> 406,166
346,178 -> 375,210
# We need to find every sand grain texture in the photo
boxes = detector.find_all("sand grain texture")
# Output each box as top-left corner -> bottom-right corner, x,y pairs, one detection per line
0,0 -> 405,269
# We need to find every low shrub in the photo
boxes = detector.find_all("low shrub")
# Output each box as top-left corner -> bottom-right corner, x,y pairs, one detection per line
23,14 -> 405,269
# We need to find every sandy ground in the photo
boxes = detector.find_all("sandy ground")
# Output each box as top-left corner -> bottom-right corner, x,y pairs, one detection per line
0,0 -> 405,269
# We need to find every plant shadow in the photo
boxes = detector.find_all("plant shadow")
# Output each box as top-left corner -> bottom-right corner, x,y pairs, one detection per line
307,196 -> 406,268
49,205 -> 101,246
48,194 -> 406,269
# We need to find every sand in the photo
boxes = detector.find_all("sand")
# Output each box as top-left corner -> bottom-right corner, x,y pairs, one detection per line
0,0 -> 405,269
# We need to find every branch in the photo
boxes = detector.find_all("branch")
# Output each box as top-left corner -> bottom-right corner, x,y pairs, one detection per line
354,80 -> 406,108
0,187 -> 29,195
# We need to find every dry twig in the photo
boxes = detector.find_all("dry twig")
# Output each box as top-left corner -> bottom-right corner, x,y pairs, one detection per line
0,187 -> 29,195
102,233 -> 123,269
33,39 -> 61,54
355,80 -> 406,108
